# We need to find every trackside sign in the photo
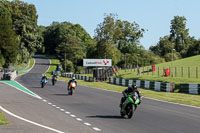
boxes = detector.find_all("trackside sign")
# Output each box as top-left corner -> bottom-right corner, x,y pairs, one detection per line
83,59 -> 112,67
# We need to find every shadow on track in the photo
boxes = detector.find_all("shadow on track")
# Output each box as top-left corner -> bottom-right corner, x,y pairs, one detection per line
31,87 -> 42,88
53,94 -> 71,96
87,115 -> 124,119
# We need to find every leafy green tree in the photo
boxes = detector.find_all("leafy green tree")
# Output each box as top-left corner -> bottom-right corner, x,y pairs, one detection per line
0,4 -> 19,67
150,36 -> 175,57
95,13 -> 145,66
169,16 -> 191,57
56,35 -> 85,72
44,22 -> 95,58
61,59 -> 74,72
56,35 -> 85,61
2,0 -> 42,63
186,38 -> 200,56
150,16 -> 199,61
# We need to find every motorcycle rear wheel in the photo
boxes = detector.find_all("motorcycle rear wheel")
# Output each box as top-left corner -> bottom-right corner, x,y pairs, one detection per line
68,89 -> 73,95
41,83 -> 44,88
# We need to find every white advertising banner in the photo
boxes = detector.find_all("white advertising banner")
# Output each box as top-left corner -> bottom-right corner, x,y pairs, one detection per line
83,59 -> 112,66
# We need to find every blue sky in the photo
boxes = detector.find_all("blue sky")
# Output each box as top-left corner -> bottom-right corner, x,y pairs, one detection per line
22,0 -> 200,50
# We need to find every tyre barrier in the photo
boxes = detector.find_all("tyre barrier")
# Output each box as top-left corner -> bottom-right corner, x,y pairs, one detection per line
179,83 -> 200,94
61,73 -> 94,82
109,77 -> 174,92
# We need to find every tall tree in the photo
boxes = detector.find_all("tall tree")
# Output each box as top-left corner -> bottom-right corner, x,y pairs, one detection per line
44,21 -> 95,57
0,4 -> 19,67
169,16 -> 190,57
95,13 -> 145,65
2,0 -> 42,63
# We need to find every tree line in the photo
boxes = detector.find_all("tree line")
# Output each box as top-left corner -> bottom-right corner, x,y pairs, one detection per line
0,0 -> 42,67
149,16 -> 200,61
1,0 -> 200,73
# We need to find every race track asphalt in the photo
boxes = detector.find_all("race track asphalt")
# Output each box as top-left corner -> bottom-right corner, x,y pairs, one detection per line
1,55 -> 200,133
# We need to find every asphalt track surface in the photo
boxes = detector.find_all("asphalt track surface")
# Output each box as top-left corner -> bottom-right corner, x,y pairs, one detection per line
1,55 -> 200,133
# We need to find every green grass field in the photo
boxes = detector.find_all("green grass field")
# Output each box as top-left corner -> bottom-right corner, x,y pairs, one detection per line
115,55 -> 200,84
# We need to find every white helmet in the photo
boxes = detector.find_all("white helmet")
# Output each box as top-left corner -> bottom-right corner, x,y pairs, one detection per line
72,77 -> 75,80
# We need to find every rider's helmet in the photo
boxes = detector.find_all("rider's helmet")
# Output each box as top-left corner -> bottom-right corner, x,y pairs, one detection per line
131,84 -> 137,90
72,77 -> 75,80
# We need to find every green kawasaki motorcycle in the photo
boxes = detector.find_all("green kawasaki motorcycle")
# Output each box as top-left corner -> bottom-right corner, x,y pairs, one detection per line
120,92 -> 140,119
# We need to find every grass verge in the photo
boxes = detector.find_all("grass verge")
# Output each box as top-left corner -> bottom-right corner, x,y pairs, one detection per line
17,58 -> 35,75
0,111 -> 9,125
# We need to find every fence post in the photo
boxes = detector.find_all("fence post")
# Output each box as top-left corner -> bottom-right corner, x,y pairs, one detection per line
196,67 -> 198,79
188,67 -> 190,78
143,66 -> 144,75
175,67 -> 177,77
163,67 -> 165,76
181,67 -> 183,77
152,67 -> 154,76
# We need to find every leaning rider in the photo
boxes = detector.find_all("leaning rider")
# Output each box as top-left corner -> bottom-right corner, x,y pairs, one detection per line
41,74 -> 48,81
67,77 -> 77,90
52,73 -> 57,79
119,84 -> 141,108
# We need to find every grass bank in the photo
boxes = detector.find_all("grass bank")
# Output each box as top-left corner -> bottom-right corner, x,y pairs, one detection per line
115,55 -> 200,84
17,58 -> 35,75
0,111 -> 9,125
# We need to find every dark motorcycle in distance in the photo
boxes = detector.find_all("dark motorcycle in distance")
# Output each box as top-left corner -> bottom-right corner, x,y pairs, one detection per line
120,92 -> 141,119
52,76 -> 57,85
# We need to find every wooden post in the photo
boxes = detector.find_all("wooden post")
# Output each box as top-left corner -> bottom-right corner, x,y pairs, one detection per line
196,67 -> 198,79
163,67 -> 165,76
188,67 -> 190,78
143,66 -> 144,75
181,67 -> 183,77
175,67 -> 177,77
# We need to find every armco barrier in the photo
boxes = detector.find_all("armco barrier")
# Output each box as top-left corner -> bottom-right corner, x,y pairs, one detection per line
109,77 -> 174,92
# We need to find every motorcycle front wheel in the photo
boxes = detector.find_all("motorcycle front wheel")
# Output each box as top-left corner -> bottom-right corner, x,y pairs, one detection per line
127,104 -> 133,119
